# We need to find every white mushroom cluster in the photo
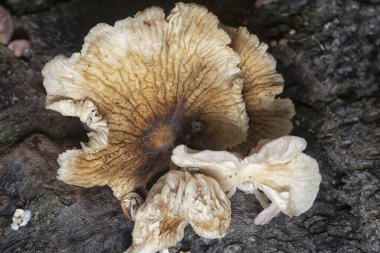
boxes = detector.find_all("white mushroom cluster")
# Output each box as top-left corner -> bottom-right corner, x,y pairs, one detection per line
41,2 -> 322,252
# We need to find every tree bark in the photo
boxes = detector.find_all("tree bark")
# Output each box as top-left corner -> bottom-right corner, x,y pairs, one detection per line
0,0 -> 379,252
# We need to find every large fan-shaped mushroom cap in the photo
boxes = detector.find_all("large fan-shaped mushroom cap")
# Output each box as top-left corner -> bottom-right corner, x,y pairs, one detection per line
42,3 -> 249,199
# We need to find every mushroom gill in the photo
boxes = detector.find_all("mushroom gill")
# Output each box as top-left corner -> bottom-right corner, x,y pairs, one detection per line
42,3 -> 249,200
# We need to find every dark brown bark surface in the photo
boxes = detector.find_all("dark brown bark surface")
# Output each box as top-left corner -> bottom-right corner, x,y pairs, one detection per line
0,0 -> 379,252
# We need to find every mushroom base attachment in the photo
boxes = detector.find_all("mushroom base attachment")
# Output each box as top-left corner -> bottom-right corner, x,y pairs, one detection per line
121,192 -> 144,220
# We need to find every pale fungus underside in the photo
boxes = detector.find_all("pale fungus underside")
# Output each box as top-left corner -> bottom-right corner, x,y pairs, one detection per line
172,136 -> 321,225
42,2 -> 321,253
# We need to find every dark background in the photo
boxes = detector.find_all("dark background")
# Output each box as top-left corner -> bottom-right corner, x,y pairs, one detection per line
0,0 -> 379,252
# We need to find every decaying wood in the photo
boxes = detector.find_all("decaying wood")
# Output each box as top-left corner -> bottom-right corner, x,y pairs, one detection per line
0,0 -> 379,252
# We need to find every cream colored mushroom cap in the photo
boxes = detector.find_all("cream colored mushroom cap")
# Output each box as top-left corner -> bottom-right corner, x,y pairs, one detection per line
240,136 -> 321,218
171,136 -> 321,224
42,3 -> 249,199
126,170 -> 230,253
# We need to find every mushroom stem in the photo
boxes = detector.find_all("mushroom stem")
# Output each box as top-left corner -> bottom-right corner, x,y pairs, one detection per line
121,192 -> 143,220
254,202 -> 281,225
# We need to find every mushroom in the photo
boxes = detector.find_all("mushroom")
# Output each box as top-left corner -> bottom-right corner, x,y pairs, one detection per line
171,136 -> 321,224
42,2 -> 299,223
0,6 -> 13,45
223,25 -> 295,153
125,170 -> 230,253
8,39 -> 31,57
42,3 -> 250,204
11,208 -> 32,230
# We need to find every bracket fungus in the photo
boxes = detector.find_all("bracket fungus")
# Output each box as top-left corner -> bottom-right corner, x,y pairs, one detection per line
172,136 -> 321,225
126,171 -> 230,253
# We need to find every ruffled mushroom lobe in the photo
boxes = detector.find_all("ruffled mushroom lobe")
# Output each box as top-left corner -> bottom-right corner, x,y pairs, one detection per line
172,136 -> 321,224
42,3 -> 249,200
223,26 -> 295,152
126,171 -> 230,253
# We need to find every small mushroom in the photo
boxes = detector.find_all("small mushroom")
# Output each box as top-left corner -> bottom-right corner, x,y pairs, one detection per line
223,26 -> 295,152
42,3 -> 249,201
0,6 -> 13,45
126,170 -> 230,253
11,208 -> 32,230
171,136 -> 321,224
8,39 -> 31,57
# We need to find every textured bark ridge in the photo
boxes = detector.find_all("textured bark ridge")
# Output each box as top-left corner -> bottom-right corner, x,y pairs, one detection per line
0,0 -> 379,252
